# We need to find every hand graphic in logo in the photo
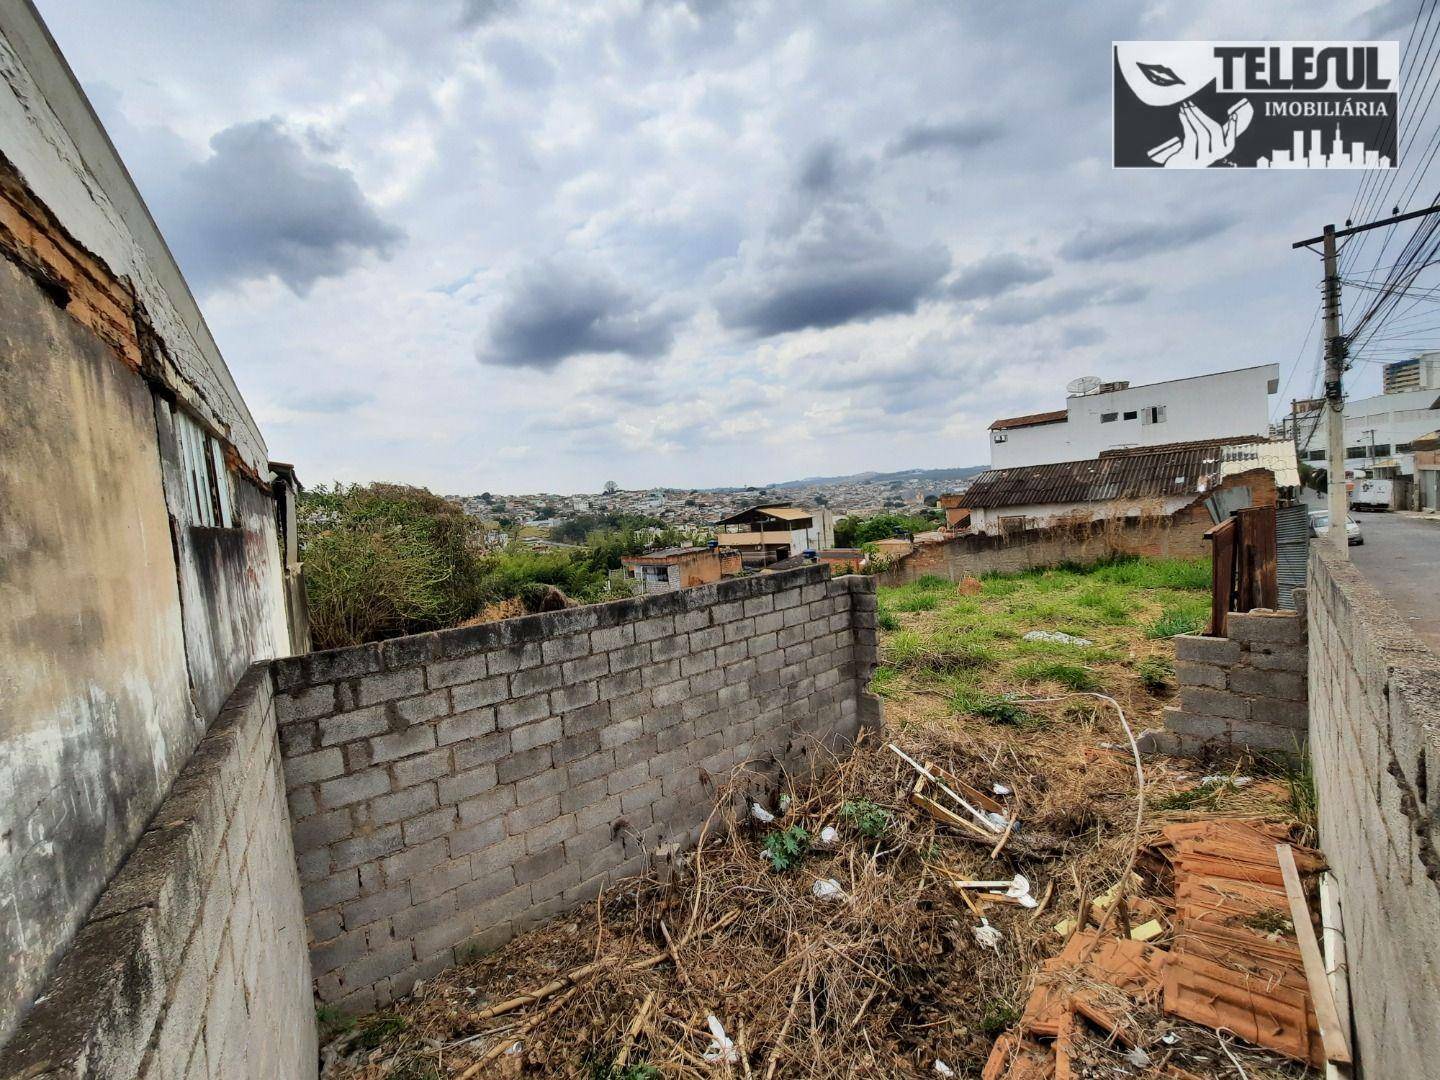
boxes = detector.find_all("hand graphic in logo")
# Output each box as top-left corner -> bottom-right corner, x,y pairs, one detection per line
1147,99 -> 1254,167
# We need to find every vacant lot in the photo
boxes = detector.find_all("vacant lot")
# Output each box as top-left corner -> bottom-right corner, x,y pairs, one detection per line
325,557 -> 1316,1079
873,557 -> 1213,736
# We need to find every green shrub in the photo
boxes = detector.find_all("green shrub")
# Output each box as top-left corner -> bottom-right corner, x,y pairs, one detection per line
840,799 -> 892,838
980,1001 -> 1021,1035
300,483 -> 485,650
968,694 -> 1034,727
1013,659 -> 1098,691
762,825 -> 809,871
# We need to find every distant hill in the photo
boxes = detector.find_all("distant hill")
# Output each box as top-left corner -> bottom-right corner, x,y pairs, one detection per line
765,465 -> 987,490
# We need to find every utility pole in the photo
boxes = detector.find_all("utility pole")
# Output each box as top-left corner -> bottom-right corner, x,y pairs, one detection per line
1321,225 -> 1349,556
1294,203 -> 1440,556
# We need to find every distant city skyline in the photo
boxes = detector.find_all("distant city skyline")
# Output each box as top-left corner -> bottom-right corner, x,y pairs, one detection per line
1258,124 -> 1393,168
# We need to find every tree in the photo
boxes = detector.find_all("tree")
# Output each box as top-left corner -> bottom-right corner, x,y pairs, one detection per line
299,483 -> 485,650
604,480 -> 619,494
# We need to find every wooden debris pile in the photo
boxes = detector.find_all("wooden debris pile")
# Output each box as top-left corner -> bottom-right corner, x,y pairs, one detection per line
983,819 -> 1345,1078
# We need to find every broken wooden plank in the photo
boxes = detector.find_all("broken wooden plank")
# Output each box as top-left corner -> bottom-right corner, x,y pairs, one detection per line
1277,843 -> 1352,1066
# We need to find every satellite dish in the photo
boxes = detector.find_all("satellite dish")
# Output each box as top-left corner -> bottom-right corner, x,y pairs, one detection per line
1067,375 -> 1102,396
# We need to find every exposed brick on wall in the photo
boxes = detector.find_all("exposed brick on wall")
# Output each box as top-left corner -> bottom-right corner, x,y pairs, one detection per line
1152,601 -> 1310,758
1307,545 -> 1440,1078
878,471 -> 1277,589
0,666 -> 317,1080
273,566 -> 881,1013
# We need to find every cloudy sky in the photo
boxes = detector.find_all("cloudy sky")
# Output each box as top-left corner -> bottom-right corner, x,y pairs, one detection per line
37,0 -> 1413,494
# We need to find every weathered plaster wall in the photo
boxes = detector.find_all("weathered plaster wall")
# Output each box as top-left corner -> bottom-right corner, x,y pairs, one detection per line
153,402 -> 289,722
0,6 -> 265,472
0,258 -> 196,1044
1307,545 -> 1440,1077
0,8 -> 292,1048
274,567 -> 881,1013
0,667 -> 317,1080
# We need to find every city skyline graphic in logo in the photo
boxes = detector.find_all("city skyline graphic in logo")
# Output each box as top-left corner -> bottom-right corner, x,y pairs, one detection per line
1113,42 -> 1399,169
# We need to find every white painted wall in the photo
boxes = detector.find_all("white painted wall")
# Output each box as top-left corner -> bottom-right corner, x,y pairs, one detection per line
991,365 -> 1280,468
1294,386 -> 1440,477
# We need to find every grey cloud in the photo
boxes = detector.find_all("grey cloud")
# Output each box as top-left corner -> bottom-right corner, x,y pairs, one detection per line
948,253 -> 1052,301
163,119 -> 403,295
459,0 -> 510,28
977,281 -> 1147,326
798,141 -> 842,193
292,389 -> 373,413
720,203 -> 950,337
1059,213 -> 1233,262
484,35 -> 557,89
1060,324 -> 1106,348
887,118 -> 1003,157
482,261 -> 684,369
1352,0 -> 1414,37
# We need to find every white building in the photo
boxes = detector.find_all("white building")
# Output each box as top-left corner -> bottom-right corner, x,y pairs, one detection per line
714,504 -> 835,566
1292,357 -> 1440,480
989,365 -> 1280,469
1383,352 -> 1440,394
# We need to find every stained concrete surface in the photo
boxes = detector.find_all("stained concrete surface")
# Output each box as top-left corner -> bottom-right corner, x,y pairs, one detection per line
1348,510 -> 1440,654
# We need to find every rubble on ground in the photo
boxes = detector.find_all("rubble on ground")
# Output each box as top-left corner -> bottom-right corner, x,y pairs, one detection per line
323,695 -> 1322,1079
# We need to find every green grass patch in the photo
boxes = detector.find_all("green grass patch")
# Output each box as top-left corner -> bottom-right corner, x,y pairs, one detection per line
1013,659 -> 1098,691
876,600 -> 899,631
1152,784 -> 1228,812
1085,555 -> 1211,590
869,664 -> 901,697
1146,596 -> 1209,638
891,592 -> 939,612
1136,655 -> 1174,693
915,574 -> 951,590
884,628 -> 998,675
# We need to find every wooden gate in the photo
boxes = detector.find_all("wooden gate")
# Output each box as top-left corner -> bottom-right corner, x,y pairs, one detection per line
1204,504 -> 1278,636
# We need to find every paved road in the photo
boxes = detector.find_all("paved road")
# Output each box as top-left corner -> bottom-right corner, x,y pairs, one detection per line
1346,512 -> 1440,654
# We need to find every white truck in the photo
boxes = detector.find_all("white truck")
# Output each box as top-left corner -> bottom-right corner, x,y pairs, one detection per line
1351,477 -> 1394,512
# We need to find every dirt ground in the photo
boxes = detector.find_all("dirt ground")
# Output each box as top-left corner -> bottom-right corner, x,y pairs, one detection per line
323,561 -> 1318,1080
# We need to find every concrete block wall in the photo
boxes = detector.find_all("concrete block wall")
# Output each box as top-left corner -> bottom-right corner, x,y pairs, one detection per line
1156,601 -> 1310,758
1307,545 -> 1440,1077
273,566 -> 880,1013
0,665 -> 317,1080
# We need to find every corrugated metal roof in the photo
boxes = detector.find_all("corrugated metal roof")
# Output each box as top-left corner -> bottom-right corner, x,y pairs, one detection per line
713,504 -> 812,525
965,437 -> 1296,510
990,409 -> 1068,431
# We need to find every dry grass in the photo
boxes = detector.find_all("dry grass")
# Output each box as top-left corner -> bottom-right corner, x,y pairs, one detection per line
324,558 -> 1313,1079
